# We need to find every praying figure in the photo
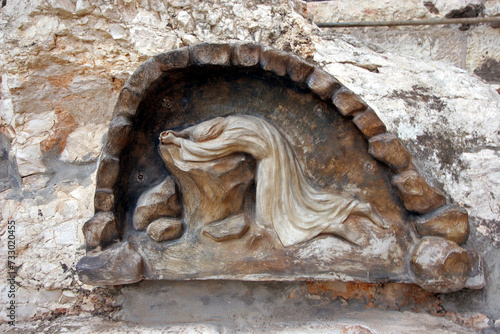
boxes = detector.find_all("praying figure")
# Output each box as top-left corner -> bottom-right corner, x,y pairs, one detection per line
159,115 -> 387,247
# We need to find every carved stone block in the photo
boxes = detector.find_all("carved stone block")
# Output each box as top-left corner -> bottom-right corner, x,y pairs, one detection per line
77,242 -> 143,285
126,58 -> 162,94
260,47 -> 290,77
203,214 -> 249,242
154,47 -> 190,72
288,55 -> 315,83
333,87 -> 368,116
368,133 -> 412,171
353,108 -> 387,138
113,87 -> 142,118
392,170 -> 446,213
415,205 -> 469,245
306,68 -> 342,100
104,115 -> 132,157
411,237 -> 471,293
96,155 -> 120,190
191,43 -> 232,66
94,189 -> 115,212
83,211 -> 118,250
133,176 -> 182,231
233,43 -> 261,67
147,218 -> 184,242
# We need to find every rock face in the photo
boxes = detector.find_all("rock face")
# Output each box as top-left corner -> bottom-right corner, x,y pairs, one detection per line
0,0 -> 498,331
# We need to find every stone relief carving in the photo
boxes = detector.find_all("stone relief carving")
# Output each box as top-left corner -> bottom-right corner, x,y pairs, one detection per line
158,115 -> 387,246
77,43 -> 484,293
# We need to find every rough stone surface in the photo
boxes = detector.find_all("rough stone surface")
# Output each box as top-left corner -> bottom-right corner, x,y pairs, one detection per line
412,237 -> 471,293
415,205 -> 470,245
308,0 -> 500,83
0,0 -> 498,331
392,169 -> 447,213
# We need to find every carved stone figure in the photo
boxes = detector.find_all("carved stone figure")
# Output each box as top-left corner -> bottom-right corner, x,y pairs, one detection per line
159,115 -> 387,247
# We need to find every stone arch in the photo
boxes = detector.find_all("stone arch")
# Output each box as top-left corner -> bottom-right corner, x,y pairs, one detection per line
80,43 -> 480,292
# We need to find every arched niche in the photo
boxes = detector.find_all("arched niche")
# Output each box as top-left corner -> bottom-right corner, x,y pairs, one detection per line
77,43 -> 483,293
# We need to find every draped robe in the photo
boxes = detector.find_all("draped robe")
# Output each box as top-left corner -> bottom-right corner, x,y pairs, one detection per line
160,115 -> 373,247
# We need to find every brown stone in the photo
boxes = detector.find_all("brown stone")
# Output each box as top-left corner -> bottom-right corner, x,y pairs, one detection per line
126,58 -> 162,94
353,108 -> 387,138
392,170 -> 446,214
287,55 -> 315,83
94,189 -> 115,212
154,47 -> 190,72
96,155 -> 120,190
415,205 -> 469,245
233,43 -> 261,67
77,242 -> 143,285
368,133 -> 412,171
260,47 -> 290,77
83,211 -> 118,250
113,87 -> 142,118
203,214 -> 249,242
411,237 -> 471,293
191,43 -> 232,66
147,218 -> 184,242
160,151 -> 255,229
333,87 -> 368,116
306,68 -> 342,100
133,176 -> 182,230
104,115 -> 132,157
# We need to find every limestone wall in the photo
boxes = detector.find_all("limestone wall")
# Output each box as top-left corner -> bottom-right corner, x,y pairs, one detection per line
308,0 -> 500,84
0,0 -> 499,332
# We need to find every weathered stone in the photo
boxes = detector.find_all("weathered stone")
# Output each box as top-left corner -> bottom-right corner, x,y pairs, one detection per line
160,151 -> 255,229
368,133 -> 412,171
260,47 -> 290,77
104,115 -> 132,157
94,189 -> 115,212
96,155 -> 120,190
411,237 -> 471,293
415,205 -> 469,245
82,211 -> 118,250
306,68 -> 342,100
191,43 -> 232,66
392,170 -> 446,214
203,214 -> 249,242
77,242 -> 143,285
464,247 -> 485,290
113,87 -> 142,118
233,43 -> 261,67
154,47 -> 190,72
353,108 -> 387,138
126,58 -> 162,94
333,87 -> 368,116
287,55 -> 315,83
146,218 -> 184,242
133,176 -> 182,230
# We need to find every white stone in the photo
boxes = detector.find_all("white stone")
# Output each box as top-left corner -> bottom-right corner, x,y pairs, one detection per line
75,0 -> 93,16
176,10 -> 194,30
109,24 -> 127,40
60,123 -> 106,163
15,143 -> 46,176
